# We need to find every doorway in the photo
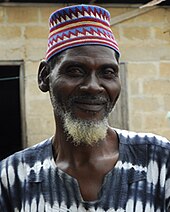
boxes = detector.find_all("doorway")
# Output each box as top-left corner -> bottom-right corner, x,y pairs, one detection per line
0,63 -> 25,161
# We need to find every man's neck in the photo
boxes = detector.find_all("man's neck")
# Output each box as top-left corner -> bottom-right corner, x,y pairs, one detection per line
52,126 -> 119,170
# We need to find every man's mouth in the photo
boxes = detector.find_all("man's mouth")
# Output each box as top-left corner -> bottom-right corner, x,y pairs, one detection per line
74,99 -> 107,112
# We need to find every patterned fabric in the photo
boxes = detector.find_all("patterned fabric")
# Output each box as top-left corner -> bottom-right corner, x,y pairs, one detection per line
0,129 -> 170,212
45,5 -> 120,61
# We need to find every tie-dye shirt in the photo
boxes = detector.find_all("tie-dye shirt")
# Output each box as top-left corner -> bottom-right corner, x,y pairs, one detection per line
0,129 -> 170,212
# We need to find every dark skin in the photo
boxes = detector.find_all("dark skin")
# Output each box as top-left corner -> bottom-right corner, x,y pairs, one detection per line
38,45 -> 121,201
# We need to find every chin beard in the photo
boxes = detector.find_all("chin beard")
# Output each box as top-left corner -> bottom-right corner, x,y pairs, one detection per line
63,112 -> 109,146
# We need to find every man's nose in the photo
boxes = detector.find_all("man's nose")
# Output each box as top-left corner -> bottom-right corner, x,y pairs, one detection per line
80,74 -> 104,94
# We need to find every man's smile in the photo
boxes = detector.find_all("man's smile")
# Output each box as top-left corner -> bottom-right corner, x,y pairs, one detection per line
72,96 -> 108,113
74,101 -> 105,112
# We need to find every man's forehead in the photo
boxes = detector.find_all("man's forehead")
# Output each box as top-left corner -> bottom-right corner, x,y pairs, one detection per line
56,47 -> 118,68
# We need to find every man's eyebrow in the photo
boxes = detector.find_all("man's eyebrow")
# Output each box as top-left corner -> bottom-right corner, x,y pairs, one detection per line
101,63 -> 119,68
60,60 -> 85,66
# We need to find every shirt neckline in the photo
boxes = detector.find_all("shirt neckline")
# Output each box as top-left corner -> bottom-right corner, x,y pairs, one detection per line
49,129 -> 122,203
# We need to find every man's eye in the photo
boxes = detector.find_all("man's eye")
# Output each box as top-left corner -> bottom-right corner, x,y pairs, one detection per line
66,67 -> 84,77
102,68 -> 118,79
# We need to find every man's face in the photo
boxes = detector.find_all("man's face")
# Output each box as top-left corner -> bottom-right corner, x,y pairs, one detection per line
49,45 -> 121,145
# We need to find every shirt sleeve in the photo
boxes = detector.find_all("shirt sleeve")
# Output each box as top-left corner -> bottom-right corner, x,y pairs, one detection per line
165,146 -> 170,211
0,160 -> 13,211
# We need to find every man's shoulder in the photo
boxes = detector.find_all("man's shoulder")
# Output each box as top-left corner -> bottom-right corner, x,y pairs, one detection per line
0,138 -> 52,170
115,128 -> 170,149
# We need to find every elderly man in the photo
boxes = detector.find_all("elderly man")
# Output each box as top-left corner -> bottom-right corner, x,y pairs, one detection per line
0,4 -> 170,212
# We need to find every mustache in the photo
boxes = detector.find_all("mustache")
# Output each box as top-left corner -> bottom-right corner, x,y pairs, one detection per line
69,95 -> 109,104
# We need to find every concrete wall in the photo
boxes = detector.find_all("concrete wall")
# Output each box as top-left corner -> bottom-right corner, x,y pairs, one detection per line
0,4 -> 169,147
108,7 -> 170,139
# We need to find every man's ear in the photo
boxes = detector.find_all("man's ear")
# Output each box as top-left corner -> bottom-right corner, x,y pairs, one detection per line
38,60 -> 50,92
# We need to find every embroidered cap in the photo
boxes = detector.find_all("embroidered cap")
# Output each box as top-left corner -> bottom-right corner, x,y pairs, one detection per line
45,4 -> 120,61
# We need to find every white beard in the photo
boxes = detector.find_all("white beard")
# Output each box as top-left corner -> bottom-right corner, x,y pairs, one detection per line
63,113 -> 109,146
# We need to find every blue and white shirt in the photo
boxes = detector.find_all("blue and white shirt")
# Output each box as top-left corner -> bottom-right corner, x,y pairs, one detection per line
0,129 -> 170,212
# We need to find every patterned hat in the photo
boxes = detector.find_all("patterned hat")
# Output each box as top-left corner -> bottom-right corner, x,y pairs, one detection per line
45,5 -> 120,61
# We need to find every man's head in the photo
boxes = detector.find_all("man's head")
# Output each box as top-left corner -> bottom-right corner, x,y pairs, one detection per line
38,5 -> 121,146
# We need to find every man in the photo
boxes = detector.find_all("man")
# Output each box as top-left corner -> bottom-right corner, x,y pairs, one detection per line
0,4 -> 170,212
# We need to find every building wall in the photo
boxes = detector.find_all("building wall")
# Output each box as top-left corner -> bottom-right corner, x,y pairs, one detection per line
108,6 -> 170,139
0,4 -> 169,146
